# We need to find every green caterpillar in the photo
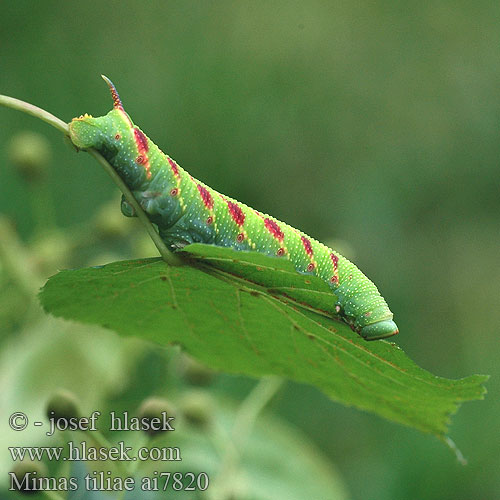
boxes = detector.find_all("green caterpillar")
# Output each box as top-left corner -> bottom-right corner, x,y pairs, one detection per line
69,76 -> 398,340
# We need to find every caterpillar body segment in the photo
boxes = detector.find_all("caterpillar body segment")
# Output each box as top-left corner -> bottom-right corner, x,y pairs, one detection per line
68,77 -> 398,340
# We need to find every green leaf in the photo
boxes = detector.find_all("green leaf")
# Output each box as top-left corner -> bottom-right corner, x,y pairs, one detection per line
39,244 -> 488,438
182,243 -> 339,316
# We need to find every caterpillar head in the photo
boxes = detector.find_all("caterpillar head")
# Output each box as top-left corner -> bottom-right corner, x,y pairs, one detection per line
360,319 -> 399,340
69,113 -> 102,149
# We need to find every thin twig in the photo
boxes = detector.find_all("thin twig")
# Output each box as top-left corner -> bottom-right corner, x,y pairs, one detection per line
0,94 -> 69,135
211,376 -> 284,499
0,93 -> 182,266
231,376 -> 284,447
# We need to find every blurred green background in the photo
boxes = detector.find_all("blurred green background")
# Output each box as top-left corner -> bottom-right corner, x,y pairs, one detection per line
1,1 -> 498,499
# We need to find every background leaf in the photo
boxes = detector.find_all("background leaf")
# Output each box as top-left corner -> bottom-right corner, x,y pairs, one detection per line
39,245 -> 487,438
143,397 -> 350,500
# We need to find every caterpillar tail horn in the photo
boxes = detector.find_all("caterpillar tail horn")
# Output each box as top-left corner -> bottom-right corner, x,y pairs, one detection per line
101,75 -> 124,110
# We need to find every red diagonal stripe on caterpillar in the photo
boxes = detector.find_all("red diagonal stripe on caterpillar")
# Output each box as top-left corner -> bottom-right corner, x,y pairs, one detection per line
301,235 -> 318,271
218,194 -> 255,245
201,193 -> 217,228
134,128 -> 149,152
167,157 -> 180,177
197,184 -> 214,210
254,211 -> 287,255
165,156 -> 185,210
264,218 -> 284,242
330,253 -> 339,284
227,201 -> 245,226
301,236 -> 313,257
133,128 -> 151,179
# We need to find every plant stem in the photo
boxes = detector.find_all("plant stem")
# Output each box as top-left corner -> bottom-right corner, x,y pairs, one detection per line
0,93 -> 182,266
0,94 -> 68,135
231,376 -> 284,447
211,376 -> 284,499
